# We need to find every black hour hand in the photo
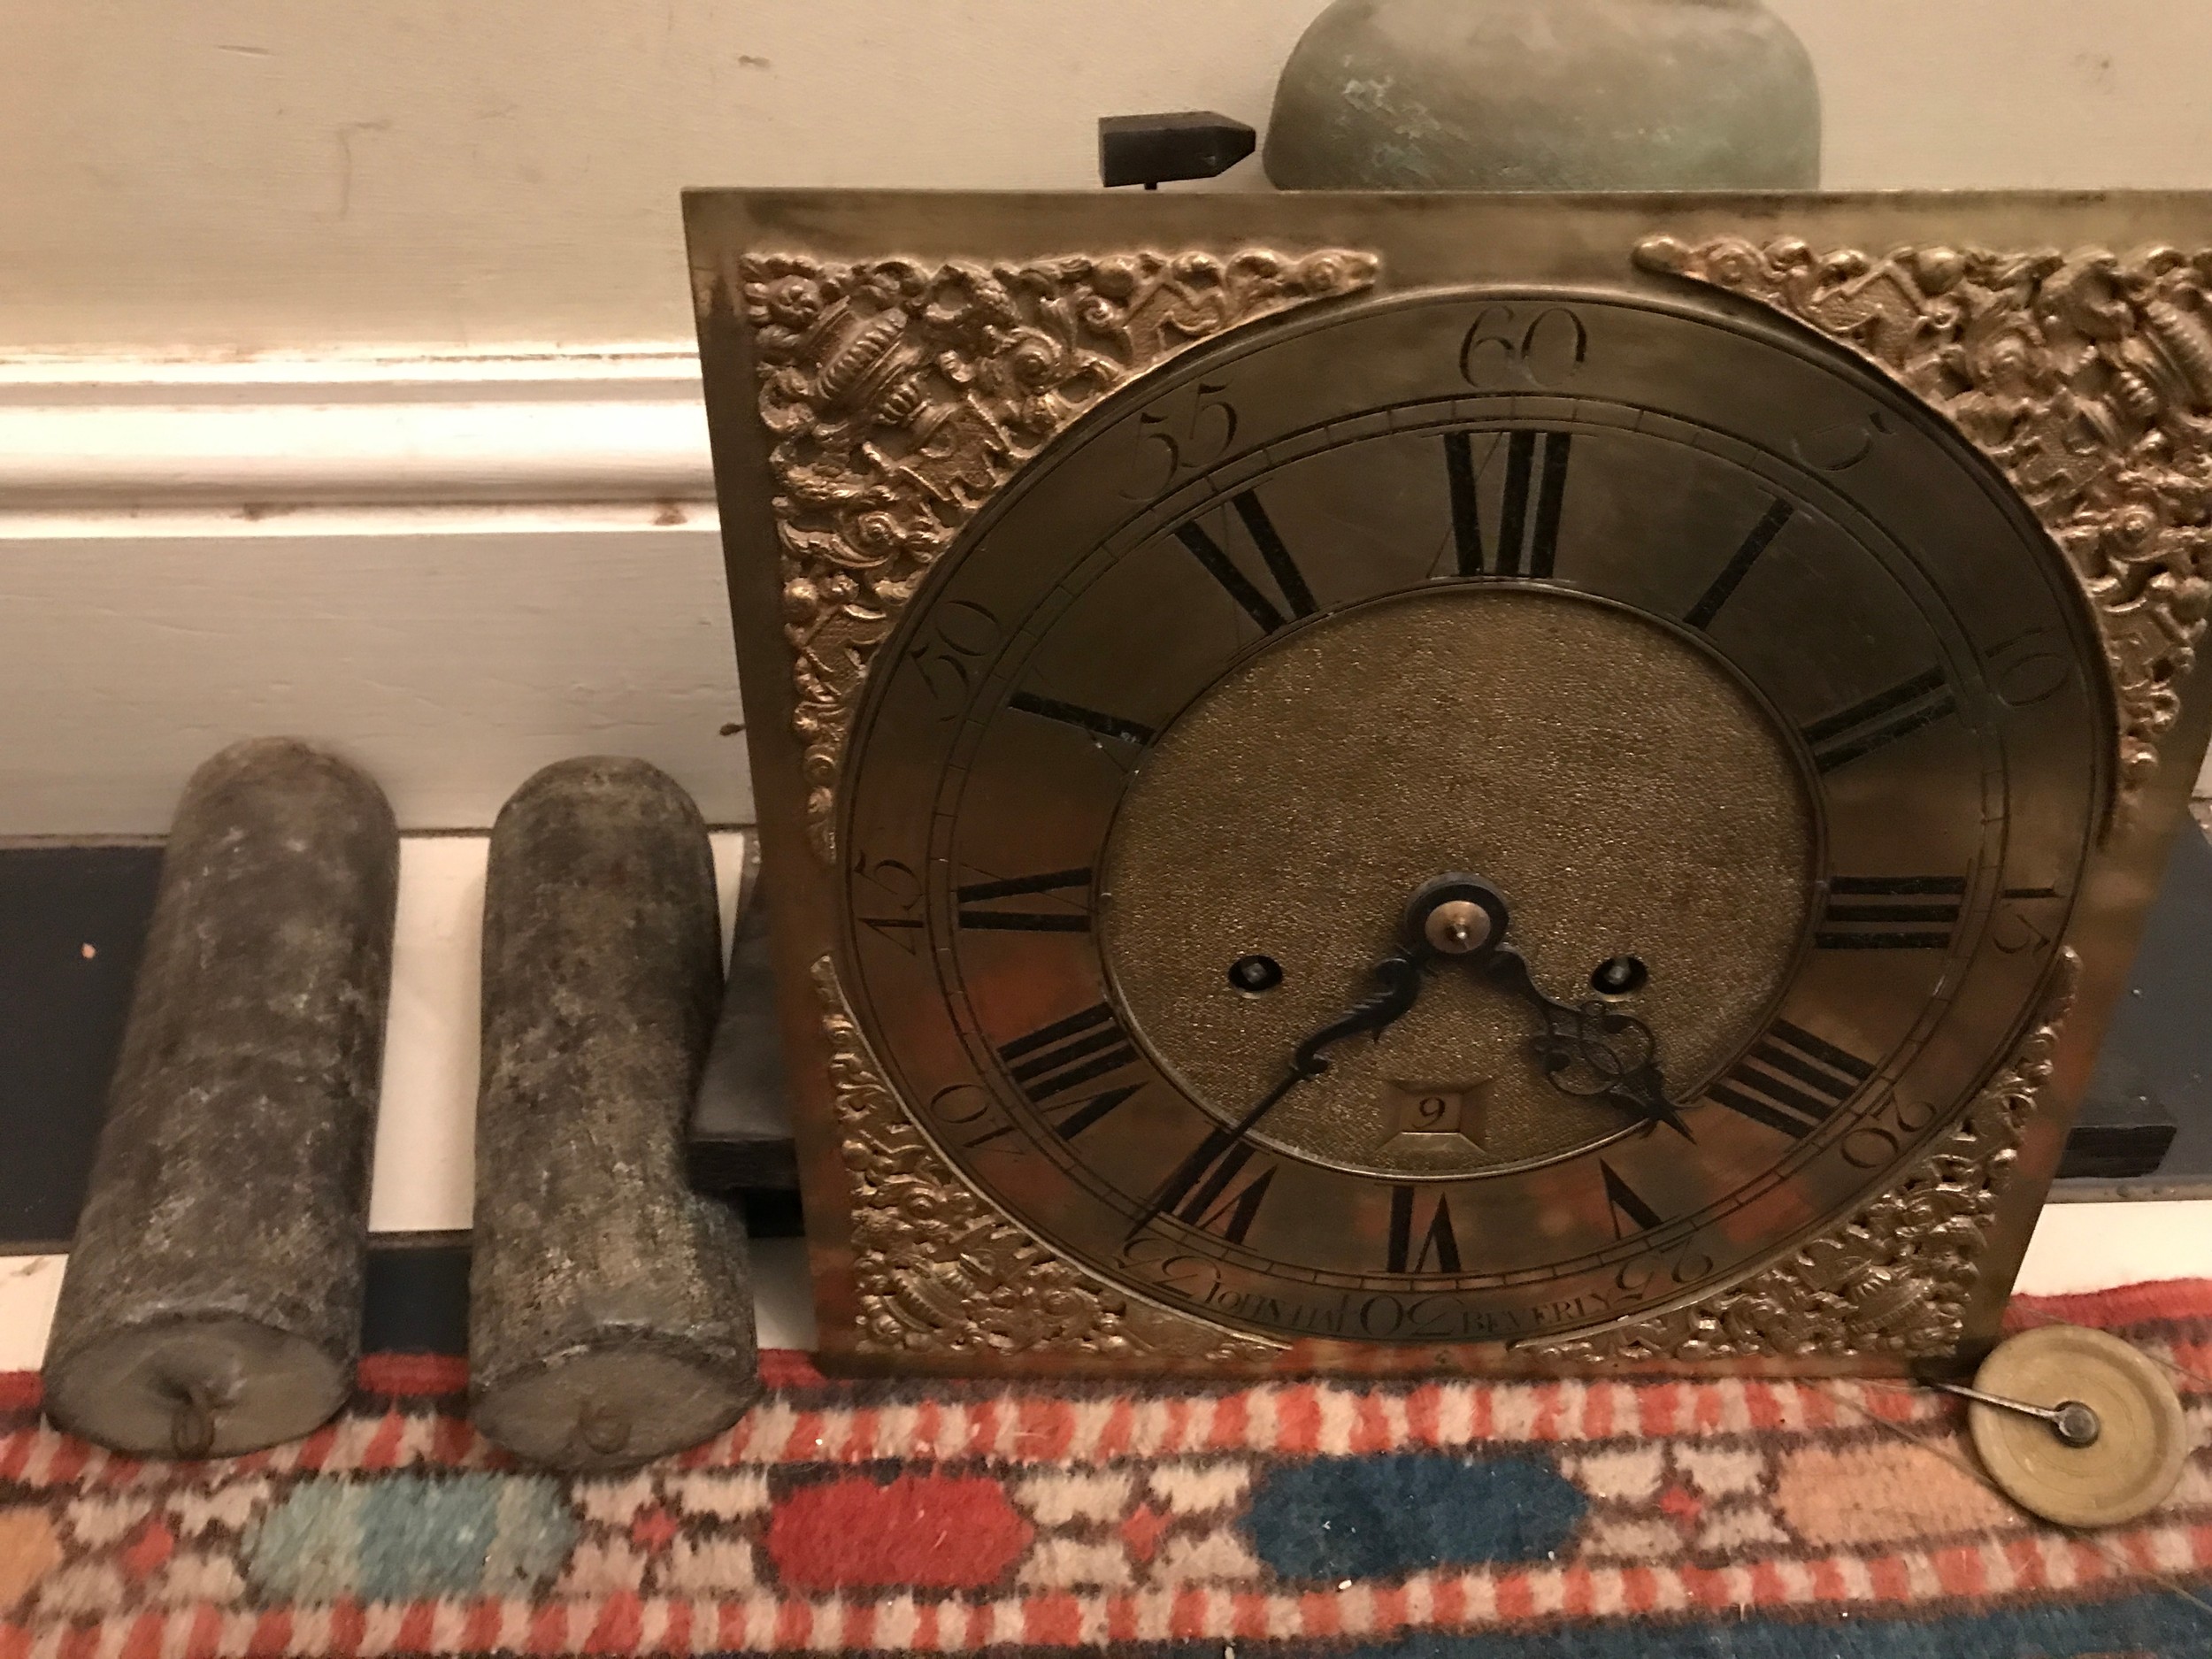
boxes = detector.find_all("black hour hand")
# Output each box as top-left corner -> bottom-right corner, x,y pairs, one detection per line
1127,950 -> 1423,1242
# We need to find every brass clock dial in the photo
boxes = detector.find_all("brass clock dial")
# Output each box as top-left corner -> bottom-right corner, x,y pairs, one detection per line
833,284 -> 2104,1348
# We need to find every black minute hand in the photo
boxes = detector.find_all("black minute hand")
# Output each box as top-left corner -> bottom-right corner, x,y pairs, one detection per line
1125,951 -> 1424,1242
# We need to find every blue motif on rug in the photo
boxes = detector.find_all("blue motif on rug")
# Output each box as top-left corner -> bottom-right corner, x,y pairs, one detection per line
244,1474 -> 576,1601
1247,1453 -> 1585,1579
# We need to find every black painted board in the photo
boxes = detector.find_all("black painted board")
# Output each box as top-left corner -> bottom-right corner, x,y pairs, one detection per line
2055,824 -> 2212,1194
0,845 -> 162,1250
361,1236 -> 472,1356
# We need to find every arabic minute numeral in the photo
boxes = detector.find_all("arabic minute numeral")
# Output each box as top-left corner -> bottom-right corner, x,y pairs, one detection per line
1993,886 -> 2064,957
1122,380 -> 1238,501
852,853 -> 925,956
906,600 -> 1002,714
1457,304 -> 1588,388
1984,624 -> 2075,708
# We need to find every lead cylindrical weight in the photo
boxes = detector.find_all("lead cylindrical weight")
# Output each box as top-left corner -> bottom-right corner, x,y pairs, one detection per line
470,757 -> 760,1470
42,739 -> 398,1457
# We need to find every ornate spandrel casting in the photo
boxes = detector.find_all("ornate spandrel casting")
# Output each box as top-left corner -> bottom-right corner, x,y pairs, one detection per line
1637,235 -> 2212,796
1532,949 -> 2078,1364
742,250 -> 1379,860
813,956 -> 1276,1363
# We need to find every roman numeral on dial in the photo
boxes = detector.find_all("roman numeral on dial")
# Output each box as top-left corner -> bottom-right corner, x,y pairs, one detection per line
1802,667 -> 1956,772
1173,489 -> 1316,634
956,867 -> 1092,932
1601,1161 -> 1663,1238
1386,1186 -> 1463,1274
1162,1136 -> 1277,1245
1445,429 -> 1573,578
1008,690 -> 1156,748
972,1002 -> 1146,1151
997,1002 -> 1141,1105
1706,1021 -> 1874,1139
1816,875 -> 1965,950
1684,497 -> 1793,630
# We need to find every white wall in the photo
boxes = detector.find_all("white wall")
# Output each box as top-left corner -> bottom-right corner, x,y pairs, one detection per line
7,1 -> 2212,831
10,1 -> 2212,357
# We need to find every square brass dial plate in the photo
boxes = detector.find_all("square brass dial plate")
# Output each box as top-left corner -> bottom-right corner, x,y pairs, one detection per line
687,189 -> 2212,1377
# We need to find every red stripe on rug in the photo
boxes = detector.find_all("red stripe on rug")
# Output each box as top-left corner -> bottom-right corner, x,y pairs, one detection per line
840,1602 -> 875,1651
327,1597 -> 365,1656
713,1601 -> 747,1650
1024,1593 -> 1080,1646
1404,1381 -> 1442,1445
119,1609 -> 164,1659
840,1406 -> 881,1463
1171,1586 -> 1209,1640
2008,1277 -> 2212,1328
1494,1571 -> 1536,1620
962,1400 -> 997,1460
1098,1396 -> 1134,1459
462,1601 -> 502,1653
1638,1380 -> 1678,1437
1209,1392 -> 1249,1451
290,1419 -> 342,1473
43,1434 -> 88,1486
1932,1542 -> 1987,1597
1231,1590 -> 1270,1640
1300,1587 -> 1342,1638
396,1601 -> 435,1654
586,1592 -> 642,1654
1622,1563 -> 1661,1614
355,1354 -> 467,1396
1371,1582 -> 1410,1634
527,1602 -> 569,1655
1580,1383 -> 1616,1439
1018,1396 -> 1074,1461
185,1603 -> 223,1657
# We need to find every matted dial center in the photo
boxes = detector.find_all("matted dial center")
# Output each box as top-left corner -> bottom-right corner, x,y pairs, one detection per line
1099,583 -> 1815,1179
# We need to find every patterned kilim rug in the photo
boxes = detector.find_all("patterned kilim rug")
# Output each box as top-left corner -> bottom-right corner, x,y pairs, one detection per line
4,1283 -> 2212,1657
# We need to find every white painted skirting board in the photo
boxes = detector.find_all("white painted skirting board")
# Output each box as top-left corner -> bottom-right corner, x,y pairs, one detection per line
0,349 -> 715,509
0,348 -> 749,835
7,344 -> 2212,840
